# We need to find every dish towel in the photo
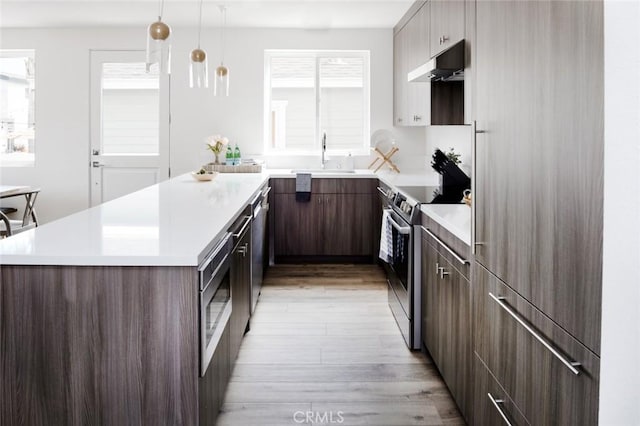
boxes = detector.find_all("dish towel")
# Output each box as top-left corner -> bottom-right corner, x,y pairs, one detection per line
295,173 -> 312,202
379,210 -> 393,263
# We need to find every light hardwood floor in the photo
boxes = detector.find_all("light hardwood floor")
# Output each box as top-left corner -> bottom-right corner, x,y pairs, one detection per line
217,264 -> 465,426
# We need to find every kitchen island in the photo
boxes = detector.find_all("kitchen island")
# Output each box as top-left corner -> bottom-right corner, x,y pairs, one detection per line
0,168 -> 468,425
0,172 -> 275,425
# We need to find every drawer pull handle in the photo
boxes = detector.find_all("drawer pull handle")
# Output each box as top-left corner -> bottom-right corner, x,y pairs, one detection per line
489,292 -> 581,375
421,226 -> 468,265
487,393 -> 513,426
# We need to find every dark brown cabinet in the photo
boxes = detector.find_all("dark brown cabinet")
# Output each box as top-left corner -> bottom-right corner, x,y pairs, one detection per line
473,263 -> 600,425
230,213 -> 252,362
429,0 -> 464,57
472,353 -> 529,426
420,225 -> 471,421
272,178 -> 378,261
474,0 -> 604,355
471,1 -> 604,422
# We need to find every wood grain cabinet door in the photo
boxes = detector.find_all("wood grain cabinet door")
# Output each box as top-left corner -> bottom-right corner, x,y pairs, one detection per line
421,236 -> 441,365
393,30 -> 408,126
273,193 -> 324,256
474,0 -> 603,354
472,353 -> 530,426
324,194 -> 375,256
430,0 -> 464,57
474,263 -> 600,425
421,231 -> 472,421
404,2 -> 430,126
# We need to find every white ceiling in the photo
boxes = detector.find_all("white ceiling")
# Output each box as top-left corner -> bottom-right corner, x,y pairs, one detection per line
0,0 -> 413,29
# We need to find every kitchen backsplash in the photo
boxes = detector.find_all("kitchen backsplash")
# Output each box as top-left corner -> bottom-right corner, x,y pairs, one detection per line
425,125 -> 473,175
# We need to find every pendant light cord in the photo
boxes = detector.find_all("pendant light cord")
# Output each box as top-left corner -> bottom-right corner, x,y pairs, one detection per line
197,0 -> 204,48
220,5 -> 226,64
158,0 -> 165,20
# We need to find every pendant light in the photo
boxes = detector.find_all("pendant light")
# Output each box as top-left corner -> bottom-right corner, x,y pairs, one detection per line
146,0 -> 171,74
214,5 -> 229,96
190,0 -> 208,88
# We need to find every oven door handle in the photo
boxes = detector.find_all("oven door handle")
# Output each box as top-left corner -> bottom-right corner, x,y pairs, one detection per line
384,208 -> 411,235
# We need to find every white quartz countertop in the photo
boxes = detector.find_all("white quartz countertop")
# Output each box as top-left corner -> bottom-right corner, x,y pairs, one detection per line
420,204 -> 472,246
0,172 -> 270,266
0,167 -> 463,266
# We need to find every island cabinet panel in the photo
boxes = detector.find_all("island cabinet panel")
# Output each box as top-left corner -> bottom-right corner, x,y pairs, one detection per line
0,265 -> 199,426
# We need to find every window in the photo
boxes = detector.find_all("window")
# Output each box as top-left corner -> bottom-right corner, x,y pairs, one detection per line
0,50 -> 35,167
264,50 -> 370,155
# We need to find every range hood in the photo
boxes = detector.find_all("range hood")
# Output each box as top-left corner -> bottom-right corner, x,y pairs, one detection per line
408,40 -> 465,83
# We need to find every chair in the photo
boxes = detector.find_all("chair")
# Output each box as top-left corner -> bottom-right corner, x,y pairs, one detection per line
0,188 -> 40,237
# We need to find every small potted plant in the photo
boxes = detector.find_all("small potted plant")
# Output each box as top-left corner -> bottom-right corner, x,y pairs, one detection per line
206,134 -> 229,165
445,147 -> 462,165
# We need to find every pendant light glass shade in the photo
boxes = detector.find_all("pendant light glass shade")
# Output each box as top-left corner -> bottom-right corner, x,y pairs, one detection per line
190,49 -> 208,88
214,5 -> 229,96
145,0 -> 171,73
189,0 -> 207,88
214,65 -> 229,96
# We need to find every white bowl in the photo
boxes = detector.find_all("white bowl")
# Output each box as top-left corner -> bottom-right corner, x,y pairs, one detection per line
191,171 -> 218,181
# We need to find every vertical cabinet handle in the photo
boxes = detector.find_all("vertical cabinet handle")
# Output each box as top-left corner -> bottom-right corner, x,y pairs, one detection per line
487,393 -> 513,426
488,293 -> 581,375
435,262 -> 440,276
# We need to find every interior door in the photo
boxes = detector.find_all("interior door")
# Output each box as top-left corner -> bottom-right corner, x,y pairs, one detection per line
90,50 -> 170,206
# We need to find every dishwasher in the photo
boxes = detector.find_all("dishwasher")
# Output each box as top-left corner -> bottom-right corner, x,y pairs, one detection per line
250,183 -> 271,314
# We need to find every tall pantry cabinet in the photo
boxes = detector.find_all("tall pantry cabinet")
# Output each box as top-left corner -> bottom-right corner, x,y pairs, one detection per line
471,0 -> 604,424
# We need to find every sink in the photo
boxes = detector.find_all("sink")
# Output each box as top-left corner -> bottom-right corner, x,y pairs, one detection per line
291,169 -> 356,174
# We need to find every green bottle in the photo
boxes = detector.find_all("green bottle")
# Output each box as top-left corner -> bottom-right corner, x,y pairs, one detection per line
233,144 -> 241,166
225,146 -> 234,165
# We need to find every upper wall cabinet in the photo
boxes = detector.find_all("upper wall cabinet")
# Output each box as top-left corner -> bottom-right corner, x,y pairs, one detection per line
430,0 -> 465,57
394,2 -> 429,127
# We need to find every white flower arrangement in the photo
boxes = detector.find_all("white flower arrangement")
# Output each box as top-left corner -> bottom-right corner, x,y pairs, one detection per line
206,134 -> 229,155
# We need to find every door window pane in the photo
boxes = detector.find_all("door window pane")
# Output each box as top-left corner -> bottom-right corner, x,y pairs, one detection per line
0,50 -> 35,167
101,62 -> 159,155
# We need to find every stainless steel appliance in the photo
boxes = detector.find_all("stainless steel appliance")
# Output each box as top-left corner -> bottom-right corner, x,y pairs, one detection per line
377,182 -> 422,349
250,184 -> 271,314
408,39 -> 465,82
199,233 -> 233,376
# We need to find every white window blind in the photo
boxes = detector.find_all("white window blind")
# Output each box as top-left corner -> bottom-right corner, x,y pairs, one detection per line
264,50 -> 370,155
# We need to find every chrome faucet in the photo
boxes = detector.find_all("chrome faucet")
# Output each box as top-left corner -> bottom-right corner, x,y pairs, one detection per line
321,132 -> 327,169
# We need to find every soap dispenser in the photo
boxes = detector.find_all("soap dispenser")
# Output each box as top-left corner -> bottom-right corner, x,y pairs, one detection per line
345,152 -> 355,171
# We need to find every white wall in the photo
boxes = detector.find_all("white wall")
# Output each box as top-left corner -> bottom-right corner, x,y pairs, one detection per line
0,26 -> 424,222
599,0 -> 640,423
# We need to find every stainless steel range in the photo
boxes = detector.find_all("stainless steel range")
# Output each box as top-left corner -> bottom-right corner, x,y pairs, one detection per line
377,182 -> 425,350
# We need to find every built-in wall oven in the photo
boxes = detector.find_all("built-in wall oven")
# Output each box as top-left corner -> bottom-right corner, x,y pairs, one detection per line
199,233 -> 233,376
377,182 -> 422,350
